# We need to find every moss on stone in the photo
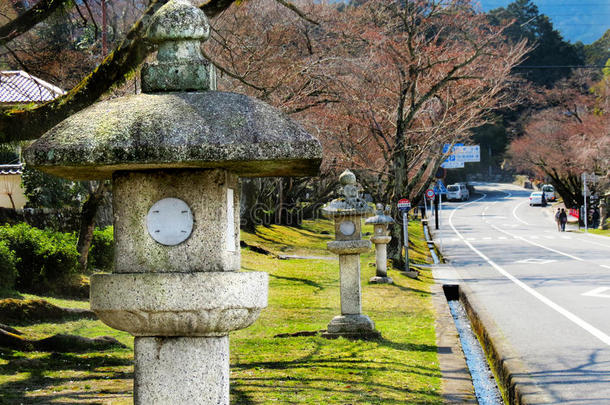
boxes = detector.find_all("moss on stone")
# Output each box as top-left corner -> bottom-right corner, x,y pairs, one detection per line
25,91 -> 322,180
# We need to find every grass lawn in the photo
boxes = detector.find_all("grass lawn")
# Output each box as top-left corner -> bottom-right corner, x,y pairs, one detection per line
0,218 -> 442,404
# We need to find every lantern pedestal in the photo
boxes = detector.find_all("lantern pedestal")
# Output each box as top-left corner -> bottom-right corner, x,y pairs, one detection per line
134,336 -> 229,404
366,205 -> 394,284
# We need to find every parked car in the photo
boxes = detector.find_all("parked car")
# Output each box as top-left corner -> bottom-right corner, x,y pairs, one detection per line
529,191 -> 543,206
447,183 -> 470,201
541,184 -> 556,201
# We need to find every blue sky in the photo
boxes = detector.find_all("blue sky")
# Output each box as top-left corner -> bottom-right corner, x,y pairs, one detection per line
476,0 -> 610,44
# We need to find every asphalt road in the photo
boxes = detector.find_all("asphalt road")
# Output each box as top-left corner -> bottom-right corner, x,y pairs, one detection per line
432,182 -> 610,405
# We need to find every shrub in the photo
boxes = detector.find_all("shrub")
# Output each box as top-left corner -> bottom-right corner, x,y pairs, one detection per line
0,223 -> 79,291
0,240 -> 18,290
89,226 -> 114,271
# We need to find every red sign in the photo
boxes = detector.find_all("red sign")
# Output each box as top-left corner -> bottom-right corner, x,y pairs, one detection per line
425,189 -> 435,199
569,208 -> 579,219
397,198 -> 411,209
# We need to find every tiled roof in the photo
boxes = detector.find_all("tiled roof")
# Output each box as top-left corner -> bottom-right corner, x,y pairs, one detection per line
0,71 -> 65,104
0,163 -> 23,175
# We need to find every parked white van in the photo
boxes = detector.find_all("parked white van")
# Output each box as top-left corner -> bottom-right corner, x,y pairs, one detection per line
541,184 -> 555,201
447,183 -> 470,201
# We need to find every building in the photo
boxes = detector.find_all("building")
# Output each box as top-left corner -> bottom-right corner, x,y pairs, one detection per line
0,70 -> 65,104
0,71 -> 65,209
0,163 -> 26,209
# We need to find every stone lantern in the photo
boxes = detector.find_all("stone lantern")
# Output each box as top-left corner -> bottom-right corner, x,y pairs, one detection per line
322,170 -> 380,339
365,204 -> 394,284
24,1 -> 321,403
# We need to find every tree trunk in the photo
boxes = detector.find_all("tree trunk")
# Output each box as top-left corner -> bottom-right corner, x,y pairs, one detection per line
388,148 -> 408,266
0,0 -> 71,48
7,193 -> 15,210
276,179 -> 283,225
76,182 -> 108,271
0,0 -> 239,143
240,178 -> 259,233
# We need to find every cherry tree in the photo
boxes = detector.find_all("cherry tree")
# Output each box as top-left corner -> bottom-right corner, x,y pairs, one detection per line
509,81 -> 609,208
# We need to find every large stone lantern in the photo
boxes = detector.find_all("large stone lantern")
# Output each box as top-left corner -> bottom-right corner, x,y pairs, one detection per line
365,204 -> 394,284
322,170 -> 380,339
24,0 -> 321,403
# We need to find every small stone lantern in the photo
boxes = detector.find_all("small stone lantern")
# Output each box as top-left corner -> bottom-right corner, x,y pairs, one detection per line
322,170 -> 380,339
24,1 -> 321,403
366,204 -> 394,284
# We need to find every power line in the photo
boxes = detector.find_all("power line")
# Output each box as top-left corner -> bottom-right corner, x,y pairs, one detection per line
483,2 -> 610,6
514,65 -> 609,69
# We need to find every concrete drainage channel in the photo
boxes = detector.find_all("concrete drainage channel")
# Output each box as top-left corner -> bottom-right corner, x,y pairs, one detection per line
443,285 -> 503,405
424,222 -> 504,405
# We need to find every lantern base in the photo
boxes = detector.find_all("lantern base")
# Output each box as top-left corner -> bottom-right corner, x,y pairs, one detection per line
322,314 -> 381,340
369,275 -> 393,284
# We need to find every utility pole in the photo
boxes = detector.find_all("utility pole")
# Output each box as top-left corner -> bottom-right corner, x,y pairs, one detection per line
582,172 -> 588,232
488,145 -> 492,178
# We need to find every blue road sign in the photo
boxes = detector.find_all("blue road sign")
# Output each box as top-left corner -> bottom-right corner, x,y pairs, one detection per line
434,179 -> 448,194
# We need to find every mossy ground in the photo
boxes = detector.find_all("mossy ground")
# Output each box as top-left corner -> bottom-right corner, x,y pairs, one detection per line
0,219 -> 442,404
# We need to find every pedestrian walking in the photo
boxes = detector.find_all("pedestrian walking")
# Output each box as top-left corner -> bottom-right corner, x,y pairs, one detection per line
555,208 -> 561,231
559,208 -> 568,232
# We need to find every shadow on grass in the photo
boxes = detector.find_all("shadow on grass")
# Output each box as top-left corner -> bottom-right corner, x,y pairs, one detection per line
287,227 -> 332,242
230,386 -> 257,405
268,274 -> 324,292
386,281 -> 431,296
375,338 -> 437,353
0,350 -> 133,404
230,339 -> 442,404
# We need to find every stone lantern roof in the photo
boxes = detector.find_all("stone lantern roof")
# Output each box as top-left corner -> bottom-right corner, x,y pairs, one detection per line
322,170 -> 372,217
365,204 -> 394,225
24,0 -> 322,181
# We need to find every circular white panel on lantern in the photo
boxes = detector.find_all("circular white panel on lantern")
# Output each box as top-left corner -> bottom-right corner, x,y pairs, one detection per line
146,198 -> 194,245
339,221 -> 355,236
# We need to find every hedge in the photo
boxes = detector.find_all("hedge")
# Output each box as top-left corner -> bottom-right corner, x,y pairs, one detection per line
89,226 -> 114,271
0,223 -> 79,291
0,240 -> 18,290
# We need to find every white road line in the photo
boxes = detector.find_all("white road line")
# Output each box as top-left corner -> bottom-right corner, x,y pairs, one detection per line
449,195 -> 610,346
574,236 -> 610,249
489,224 -> 585,262
512,199 -> 530,226
582,287 -> 610,298
601,265 -> 610,270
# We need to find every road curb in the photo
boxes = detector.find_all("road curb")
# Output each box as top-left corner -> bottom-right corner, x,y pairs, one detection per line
457,283 -> 553,405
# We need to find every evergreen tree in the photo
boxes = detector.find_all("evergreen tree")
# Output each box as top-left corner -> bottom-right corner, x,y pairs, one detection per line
488,0 -> 583,87
584,29 -> 610,69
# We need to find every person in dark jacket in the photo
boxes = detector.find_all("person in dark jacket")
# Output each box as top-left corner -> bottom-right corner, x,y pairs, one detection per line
559,208 -> 568,231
